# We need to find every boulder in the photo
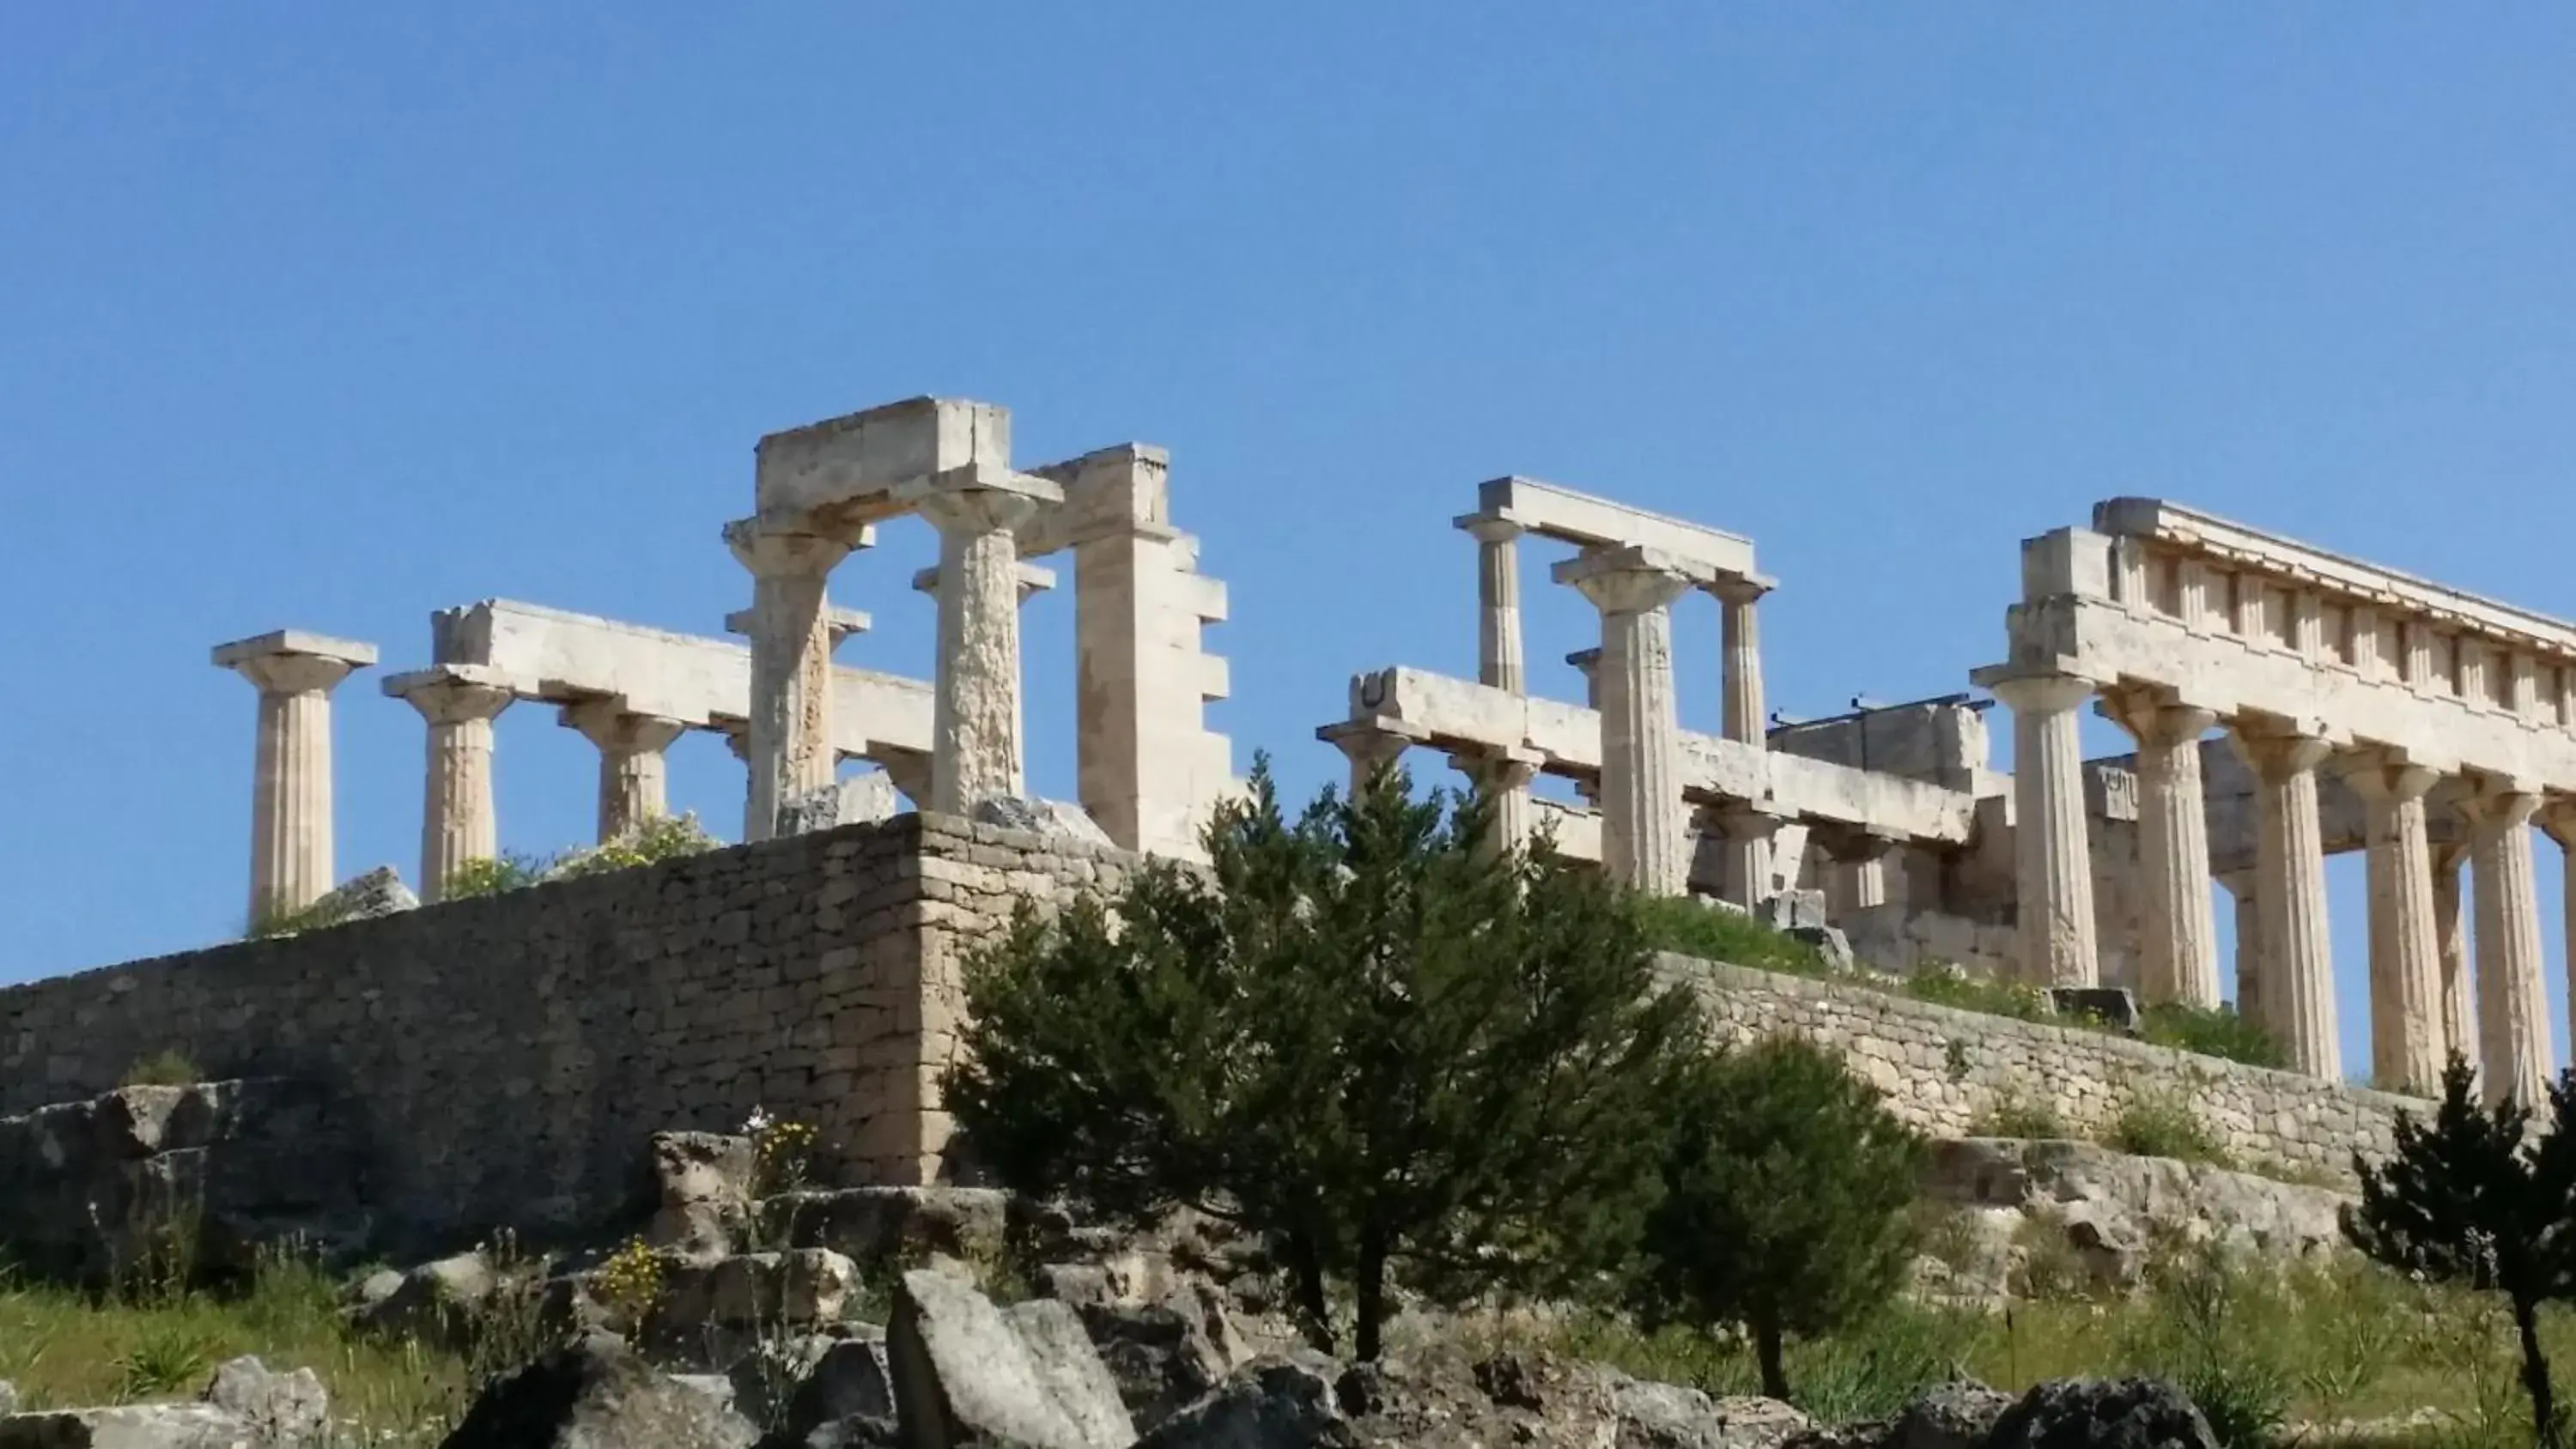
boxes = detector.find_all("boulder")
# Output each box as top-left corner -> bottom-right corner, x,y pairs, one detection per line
204,1358 -> 329,1446
650,1131 -> 757,1263
971,797 -> 1115,847
887,1267 -> 1133,1449
1982,1379 -> 2217,1449
1317,1349 -> 1806,1449
436,1333 -> 759,1449
355,1250 -> 501,1346
1885,1381 -> 2012,1449
1135,1355 -> 1351,1449
0,1404 -> 264,1447
780,1337 -> 898,1445
309,865 -> 418,924
777,777 -> 905,837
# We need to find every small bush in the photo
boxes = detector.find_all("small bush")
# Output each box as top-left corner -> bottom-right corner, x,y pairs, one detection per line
550,814 -> 720,879
1631,895 -> 1828,975
2103,1088 -> 2232,1167
111,1321 -> 224,1401
1970,1088 -> 2070,1140
119,1051 -> 202,1088
246,899 -> 350,940
2138,1003 -> 2285,1070
1902,967 -> 2050,1021
441,853 -> 553,900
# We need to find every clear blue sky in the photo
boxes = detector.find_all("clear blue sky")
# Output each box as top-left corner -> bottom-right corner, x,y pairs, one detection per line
5,6 -> 2573,1079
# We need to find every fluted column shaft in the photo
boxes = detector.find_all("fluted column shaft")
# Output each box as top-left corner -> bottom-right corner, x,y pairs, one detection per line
1841,834 -> 1899,910
1461,517 -> 1528,694
219,646 -> 371,922
920,487 -> 1048,813
1716,578 -> 1769,747
1559,549 -> 1694,896
726,519 -> 852,841
566,702 -> 690,842
2467,787 -> 2549,1105
2233,728 -> 2338,1079
2351,762 -> 2445,1094
2544,807 -> 2576,1088
2099,693 -> 2220,1007
1990,673 -> 2100,987
2215,870 -> 2261,1022
2431,842 -> 2479,1073
389,668 -> 515,903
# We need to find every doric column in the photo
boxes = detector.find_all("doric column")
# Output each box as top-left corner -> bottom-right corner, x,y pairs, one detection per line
1984,672 -> 2101,987
1457,514 -> 1528,694
1556,547 -> 1696,896
2465,783 -> 2550,1104
1712,575 -> 1771,747
385,665 -> 517,903
1321,720 -> 1419,797
2096,689 -> 2221,1007
2231,724 -> 2340,1079
1448,747 -> 1544,860
2543,803 -> 2576,1088
563,700 -> 690,843
726,518 -> 856,842
2347,758 -> 2445,1094
2215,869 -> 2261,1022
916,471 -> 1059,815
719,720 -> 756,842
2432,840 -> 2479,1073
1837,831 -> 1902,911
1708,807 -> 1783,909
212,631 -> 378,923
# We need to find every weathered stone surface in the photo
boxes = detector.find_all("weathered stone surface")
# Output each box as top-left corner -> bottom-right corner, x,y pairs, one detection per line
0,1078 -> 368,1284
308,866 -> 417,925
0,1403 -> 264,1448
1757,891 -> 1829,932
780,1337 -> 897,1445
437,1333 -> 759,1449
656,1251 -> 860,1342
651,1131 -> 756,1263
1886,1381 -> 2012,1449
1041,1259 -> 1247,1430
1261,1349 -> 1807,1449
1981,1378 -> 2215,1449
887,1267 -> 1134,1449
355,1250 -> 501,1345
970,797 -> 1114,847
1135,1355 -> 1350,1449
203,1358 -> 329,1446
776,1187 -> 1011,1265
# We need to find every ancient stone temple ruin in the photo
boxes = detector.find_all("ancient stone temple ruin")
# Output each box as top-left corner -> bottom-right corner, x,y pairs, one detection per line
14,391 -> 2576,1242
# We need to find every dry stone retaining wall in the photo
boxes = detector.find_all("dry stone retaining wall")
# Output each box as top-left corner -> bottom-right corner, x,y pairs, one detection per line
1660,954 -> 2410,1184
0,815 -> 1127,1250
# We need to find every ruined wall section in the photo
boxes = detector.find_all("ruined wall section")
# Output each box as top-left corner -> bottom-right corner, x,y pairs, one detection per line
0,815 -> 1129,1249
1662,955 -> 2409,1184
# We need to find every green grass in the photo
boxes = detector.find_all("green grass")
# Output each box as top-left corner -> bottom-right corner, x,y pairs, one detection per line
1496,1246 -> 2561,1447
1631,896 -> 1832,975
1969,1088 -> 2072,1140
0,1252 -> 476,1442
2137,1003 -> 2287,1070
2103,1088 -> 2234,1167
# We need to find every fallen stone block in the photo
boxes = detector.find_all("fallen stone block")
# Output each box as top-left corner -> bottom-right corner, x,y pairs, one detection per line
436,1332 -> 758,1449
971,797 -> 1114,847
649,1131 -> 756,1263
888,1267 -> 1133,1449
1982,1378 -> 2215,1449
773,1187 -> 1012,1266
654,1250 -> 860,1344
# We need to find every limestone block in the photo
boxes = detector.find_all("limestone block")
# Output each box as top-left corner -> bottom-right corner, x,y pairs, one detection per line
970,797 -> 1115,847
887,1268 -> 1134,1449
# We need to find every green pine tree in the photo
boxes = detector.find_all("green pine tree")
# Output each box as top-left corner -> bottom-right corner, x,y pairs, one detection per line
2343,1055 -> 2576,1448
942,755 -> 1698,1360
1625,1034 -> 1929,1402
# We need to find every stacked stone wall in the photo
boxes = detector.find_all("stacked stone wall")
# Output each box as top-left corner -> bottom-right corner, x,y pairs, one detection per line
0,815 -> 1128,1250
1660,953 -> 2409,1183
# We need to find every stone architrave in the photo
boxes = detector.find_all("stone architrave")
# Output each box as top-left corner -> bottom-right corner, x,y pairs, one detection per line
2464,783 -> 2551,1105
2346,757 -> 2446,1095
1983,671 -> 2101,988
1457,514 -> 1528,694
2230,724 -> 2339,1080
2431,839 -> 2479,1073
384,664 -> 517,903
726,518 -> 857,842
562,700 -> 690,842
2096,688 -> 2221,1007
1556,547 -> 1698,896
212,631 -> 378,923
915,470 -> 1061,815
2214,869 -> 2260,1022
1712,575 -> 1770,748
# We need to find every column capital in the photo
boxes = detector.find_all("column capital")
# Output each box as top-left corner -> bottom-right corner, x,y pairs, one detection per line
1704,571 -> 1777,606
726,604 -> 872,645
384,664 -> 519,725
1453,512 -> 1526,547
2092,683 -> 2216,748
2228,718 -> 2339,781
1445,745 -> 1545,789
214,630 -> 379,697
2537,797 -> 2576,846
1552,545 -> 1700,615
1703,803 -> 1785,842
909,464 -> 1065,538
1978,670 -> 2098,717
2461,774 -> 2544,835
561,698 -> 690,755
2339,749 -> 2441,804
724,516 -> 858,579
1319,718 -> 1428,774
